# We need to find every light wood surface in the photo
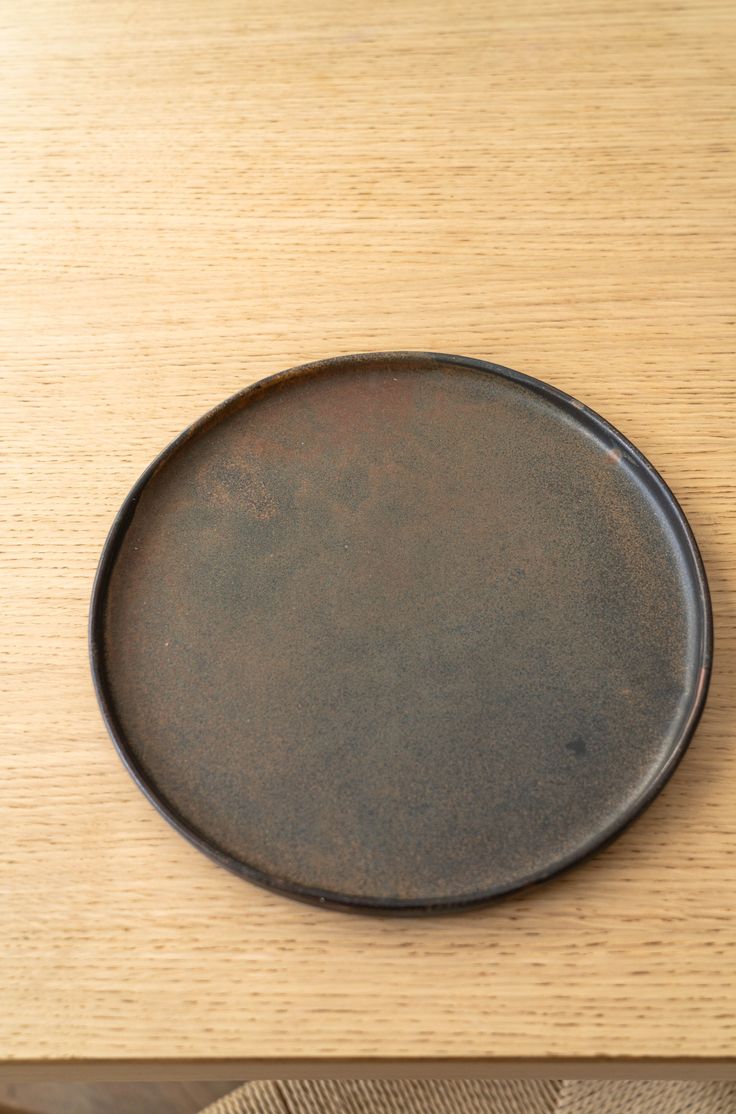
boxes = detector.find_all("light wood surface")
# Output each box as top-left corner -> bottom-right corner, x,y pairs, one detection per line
1,0 -> 735,1078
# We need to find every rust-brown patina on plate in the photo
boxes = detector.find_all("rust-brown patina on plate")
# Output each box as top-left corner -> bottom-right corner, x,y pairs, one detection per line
90,353 -> 711,912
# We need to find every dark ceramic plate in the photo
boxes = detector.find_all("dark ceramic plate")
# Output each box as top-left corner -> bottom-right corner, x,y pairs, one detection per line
90,352 -> 711,912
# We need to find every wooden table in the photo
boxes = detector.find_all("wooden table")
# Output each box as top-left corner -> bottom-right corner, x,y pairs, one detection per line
2,0 -> 734,1082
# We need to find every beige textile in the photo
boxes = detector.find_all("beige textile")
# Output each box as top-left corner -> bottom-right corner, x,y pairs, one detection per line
202,1080 -> 736,1114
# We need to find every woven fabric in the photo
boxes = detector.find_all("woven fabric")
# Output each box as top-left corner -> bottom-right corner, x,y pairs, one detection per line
557,1081 -> 736,1114
201,1079 -> 736,1114
202,1081 -> 290,1114
202,1079 -> 560,1114
281,1079 -> 560,1114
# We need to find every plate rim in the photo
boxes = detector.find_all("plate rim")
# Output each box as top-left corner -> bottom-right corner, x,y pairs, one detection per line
89,351 -> 713,913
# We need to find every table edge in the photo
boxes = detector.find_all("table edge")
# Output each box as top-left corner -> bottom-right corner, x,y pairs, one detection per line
1,1059 -> 735,1083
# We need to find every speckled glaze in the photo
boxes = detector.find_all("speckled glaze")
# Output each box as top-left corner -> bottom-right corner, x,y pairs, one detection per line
90,353 -> 712,913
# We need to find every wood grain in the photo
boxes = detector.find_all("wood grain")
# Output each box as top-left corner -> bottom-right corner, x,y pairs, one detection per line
1,0 -> 734,1076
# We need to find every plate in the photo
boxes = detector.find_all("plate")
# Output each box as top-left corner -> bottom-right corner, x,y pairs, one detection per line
90,352 -> 712,912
